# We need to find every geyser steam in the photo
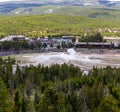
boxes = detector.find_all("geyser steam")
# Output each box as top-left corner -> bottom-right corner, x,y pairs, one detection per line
67,48 -> 76,55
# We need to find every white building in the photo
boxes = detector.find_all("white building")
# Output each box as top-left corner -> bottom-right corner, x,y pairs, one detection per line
0,35 -> 29,42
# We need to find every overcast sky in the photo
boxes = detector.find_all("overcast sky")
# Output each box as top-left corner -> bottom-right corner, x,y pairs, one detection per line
0,0 -> 24,2
0,0 -> 120,2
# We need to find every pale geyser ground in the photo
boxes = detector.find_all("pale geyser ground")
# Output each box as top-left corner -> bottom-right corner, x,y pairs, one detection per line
12,49 -> 120,71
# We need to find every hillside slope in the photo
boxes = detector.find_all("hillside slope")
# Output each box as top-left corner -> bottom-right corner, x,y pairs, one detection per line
0,14 -> 120,37
9,5 -> 120,21
0,0 -> 120,16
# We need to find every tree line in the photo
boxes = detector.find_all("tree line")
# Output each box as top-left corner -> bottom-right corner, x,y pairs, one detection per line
0,57 -> 120,111
78,33 -> 104,42
0,41 -> 42,51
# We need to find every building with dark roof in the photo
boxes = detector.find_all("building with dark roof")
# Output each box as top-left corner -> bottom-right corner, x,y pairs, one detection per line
75,42 -> 113,49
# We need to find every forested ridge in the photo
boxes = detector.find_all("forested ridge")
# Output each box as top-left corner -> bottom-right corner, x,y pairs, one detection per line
1,57 -> 120,112
0,14 -> 120,38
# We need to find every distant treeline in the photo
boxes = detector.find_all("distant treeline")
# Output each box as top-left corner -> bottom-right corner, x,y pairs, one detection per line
78,33 -> 104,42
0,14 -> 120,38
0,41 -> 42,51
1,57 -> 120,111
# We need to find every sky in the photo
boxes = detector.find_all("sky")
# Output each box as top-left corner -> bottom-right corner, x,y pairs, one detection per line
108,0 -> 120,1
0,0 -> 24,2
0,0 -> 120,2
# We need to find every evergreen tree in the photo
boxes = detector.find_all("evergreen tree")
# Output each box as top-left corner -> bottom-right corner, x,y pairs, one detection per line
13,89 -> 22,112
0,77 -> 11,112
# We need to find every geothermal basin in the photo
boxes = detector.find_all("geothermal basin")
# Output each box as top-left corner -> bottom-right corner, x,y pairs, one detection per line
13,49 -> 120,70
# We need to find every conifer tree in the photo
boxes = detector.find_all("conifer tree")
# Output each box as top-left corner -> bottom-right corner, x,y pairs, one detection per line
0,77 -> 11,112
